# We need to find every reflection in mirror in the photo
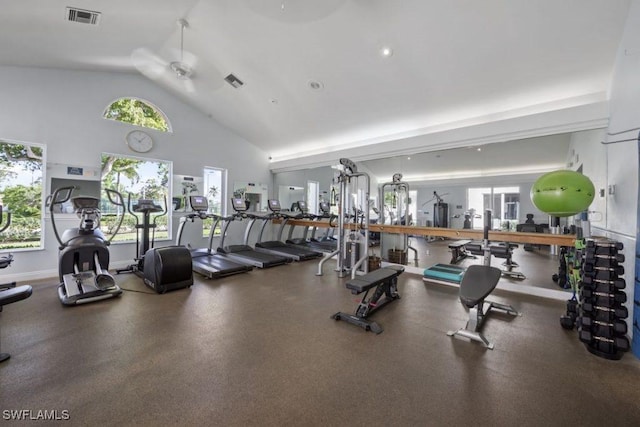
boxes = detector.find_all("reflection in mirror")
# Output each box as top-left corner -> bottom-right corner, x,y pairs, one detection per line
233,181 -> 268,212
278,185 -> 304,211
273,130 -> 603,294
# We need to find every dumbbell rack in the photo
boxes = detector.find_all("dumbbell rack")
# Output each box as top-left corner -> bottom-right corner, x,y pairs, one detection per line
578,238 -> 630,360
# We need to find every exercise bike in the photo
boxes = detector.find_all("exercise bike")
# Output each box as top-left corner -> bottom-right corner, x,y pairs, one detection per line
49,186 -> 125,306
116,194 -> 193,294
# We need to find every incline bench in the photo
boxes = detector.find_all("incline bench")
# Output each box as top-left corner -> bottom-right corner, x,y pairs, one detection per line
332,265 -> 404,334
447,265 -> 519,349
1,284 -> 33,362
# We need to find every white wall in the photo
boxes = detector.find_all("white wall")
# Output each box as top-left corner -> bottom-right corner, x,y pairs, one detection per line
0,65 -> 272,282
605,0 -> 640,355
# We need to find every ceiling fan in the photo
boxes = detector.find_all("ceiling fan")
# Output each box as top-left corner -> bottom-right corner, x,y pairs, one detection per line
132,19 -> 221,93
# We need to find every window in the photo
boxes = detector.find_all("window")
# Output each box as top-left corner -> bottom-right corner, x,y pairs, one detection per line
100,153 -> 172,242
103,98 -> 172,132
202,167 -> 226,237
0,139 -> 45,250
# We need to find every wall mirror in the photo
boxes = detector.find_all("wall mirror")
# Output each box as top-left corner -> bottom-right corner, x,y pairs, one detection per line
232,181 -> 269,212
272,130 -> 605,291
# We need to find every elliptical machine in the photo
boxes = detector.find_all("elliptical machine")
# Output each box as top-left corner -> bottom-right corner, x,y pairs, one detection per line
49,186 -> 125,306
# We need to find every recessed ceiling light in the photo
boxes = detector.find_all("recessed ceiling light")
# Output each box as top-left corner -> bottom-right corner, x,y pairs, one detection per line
380,46 -> 393,57
308,80 -> 324,91
477,147 -> 482,152
270,98 -> 279,104
407,156 -> 411,160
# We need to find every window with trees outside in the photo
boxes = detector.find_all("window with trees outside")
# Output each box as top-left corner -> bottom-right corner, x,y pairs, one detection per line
103,98 -> 171,132
101,153 -> 172,243
0,139 -> 45,250
202,167 -> 226,238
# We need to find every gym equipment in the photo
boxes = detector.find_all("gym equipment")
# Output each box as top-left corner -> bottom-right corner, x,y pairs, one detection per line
0,284 -> 33,362
378,173 -> 417,264
422,263 -> 465,286
217,198 -> 291,268
317,158 -> 371,279
142,246 -> 193,293
448,240 -> 473,264
447,264 -> 520,349
116,195 -> 166,275
577,238 -> 630,360
50,186 -> 125,305
0,206 -> 33,362
464,241 -> 526,280
176,195 -> 252,279
331,265 -> 404,334
530,170 -> 595,217
252,199 -> 322,261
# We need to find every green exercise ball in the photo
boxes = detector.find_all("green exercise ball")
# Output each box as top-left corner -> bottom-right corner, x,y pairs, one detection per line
530,170 -> 595,217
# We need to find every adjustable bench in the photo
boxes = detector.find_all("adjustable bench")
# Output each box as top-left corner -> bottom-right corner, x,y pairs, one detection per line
332,265 -> 404,334
464,242 -> 525,280
1,284 -> 33,362
449,239 -> 473,264
447,265 -> 519,349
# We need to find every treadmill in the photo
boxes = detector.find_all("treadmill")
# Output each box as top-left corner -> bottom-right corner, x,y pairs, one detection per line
176,195 -> 252,279
252,199 -> 322,261
302,201 -> 338,252
216,198 -> 291,268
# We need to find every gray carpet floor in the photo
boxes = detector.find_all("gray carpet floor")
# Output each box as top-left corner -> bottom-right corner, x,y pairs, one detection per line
1,253 -> 640,426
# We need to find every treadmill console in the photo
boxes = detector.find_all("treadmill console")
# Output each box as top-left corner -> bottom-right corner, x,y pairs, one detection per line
189,195 -> 209,212
267,199 -> 281,212
231,198 -> 247,212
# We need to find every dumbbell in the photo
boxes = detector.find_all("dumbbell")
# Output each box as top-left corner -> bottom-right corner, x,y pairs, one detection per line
579,330 -> 630,351
586,240 -> 623,250
580,290 -> 627,305
582,269 -> 623,281
584,251 -> 625,263
582,303 -> 628,319
560,299 -> 579,329
580,316 -> 627,335
582,263 -> 624,275
582,257 -> 620,268
581,275 -> 625,289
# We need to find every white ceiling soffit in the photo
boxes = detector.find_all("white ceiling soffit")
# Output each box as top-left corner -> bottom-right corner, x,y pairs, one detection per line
0,0 -> 630,166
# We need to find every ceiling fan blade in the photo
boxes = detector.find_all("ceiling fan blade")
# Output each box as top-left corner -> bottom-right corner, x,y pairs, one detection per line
131,47 -> 169,80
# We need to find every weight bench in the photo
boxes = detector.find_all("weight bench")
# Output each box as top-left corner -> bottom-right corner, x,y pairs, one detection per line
1,284 -> 33,362
449,240 -> 473,264
332,265 -> 404,334
447,265 -> 519,349
465,242 -> 525,280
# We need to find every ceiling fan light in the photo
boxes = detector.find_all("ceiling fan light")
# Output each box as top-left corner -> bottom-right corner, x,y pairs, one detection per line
170,61 -> 192,80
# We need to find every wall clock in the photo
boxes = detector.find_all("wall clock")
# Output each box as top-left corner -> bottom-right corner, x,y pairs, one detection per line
125,130 -> 153,153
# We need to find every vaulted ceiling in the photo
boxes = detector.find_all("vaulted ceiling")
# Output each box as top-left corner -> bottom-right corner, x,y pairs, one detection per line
0,0 -> 631,169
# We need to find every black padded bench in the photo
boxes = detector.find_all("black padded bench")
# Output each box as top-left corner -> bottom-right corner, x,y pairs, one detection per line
1,284 -> 33,362
447,265 -> 519,349
449,240 -> 473,264
332,265 -> 404,334
464,242 -> 525,280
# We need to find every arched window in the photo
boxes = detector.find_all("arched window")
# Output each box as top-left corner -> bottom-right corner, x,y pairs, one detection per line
103,97 -> 172,132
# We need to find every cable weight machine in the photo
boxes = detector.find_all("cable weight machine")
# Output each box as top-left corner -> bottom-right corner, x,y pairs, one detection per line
317,158 -> 370,279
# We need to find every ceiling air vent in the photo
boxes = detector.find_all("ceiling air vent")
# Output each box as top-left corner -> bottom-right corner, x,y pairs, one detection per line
66,7 -> 101,25
224,74 -> 244,89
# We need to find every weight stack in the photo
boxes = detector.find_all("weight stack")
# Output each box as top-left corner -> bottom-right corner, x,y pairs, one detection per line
577,238 -> 630,360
